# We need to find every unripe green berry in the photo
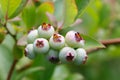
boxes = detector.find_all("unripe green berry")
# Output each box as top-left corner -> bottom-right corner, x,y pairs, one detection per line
24,44 -> 36,59
59,47 -> 76,63
49,33 -> 65,50
27,29 -> 38,43
38,23 -> 55,39
74,48 -> 88,65
33,38 -> 49,54
47,49 -> 59,64
65,31 -> 85,48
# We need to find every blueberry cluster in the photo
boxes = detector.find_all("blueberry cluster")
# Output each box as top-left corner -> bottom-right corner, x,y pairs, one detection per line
25,23 -> 88,65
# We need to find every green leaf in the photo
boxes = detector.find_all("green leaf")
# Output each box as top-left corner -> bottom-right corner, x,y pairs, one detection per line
54,0 -> 77,28
0,0 -> 27,19
15,67 -> 44,80
15,57 -> 32,70
0,35 -> 14,80
0,45 -> 13,80
67,73 -> 84,80
0,5 -> 4,22
6,23 -> 16,35
81,34 -> 105,50
21,2 -> 36,29
31,54 -> 56,80
54,0 -> 64,21
51,65 -> 70,80
36,2 -> 54,26
77,0 -> 102,36
0,28 -> 5,43
75,0 -> 90,19
99,4 -> 110,28
64,0 -> 77,28
13,45 -> 23,59
2,34 -> 15,51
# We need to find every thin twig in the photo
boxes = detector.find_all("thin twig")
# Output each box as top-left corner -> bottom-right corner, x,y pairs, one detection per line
7,59 -> 18,80
100,38 -> 120,46
3,23 -> 16,40
3,12 -> 17,80
87,38 -> 120,53
3,0 -> 29,79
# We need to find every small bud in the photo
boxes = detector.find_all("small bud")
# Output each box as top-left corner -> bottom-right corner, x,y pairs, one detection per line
27,29 -> 38,43
49,33 -> 65,50
24,44 -> 36,59
47,49 -> 59,64
74,48 -> 88,65
38,23 -> 55,39
33,38 -> 49,54
59,47 -> 76,63
65,31 -> 85,48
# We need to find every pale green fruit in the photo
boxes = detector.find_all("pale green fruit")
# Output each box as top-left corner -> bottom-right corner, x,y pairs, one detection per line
33,38 -> 49,54
65,31 -> 85,48
25,44 -> 36,59
38,23 -> 55,39
74,48 -> 88,65
47,49 -> 59,64
59,47 -> 76,63
27,29 -> 38,43
49,33 -> 65,50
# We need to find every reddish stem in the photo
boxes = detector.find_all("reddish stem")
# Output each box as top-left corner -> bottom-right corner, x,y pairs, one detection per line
7,59 -> 18,80
87,38 -> 120,53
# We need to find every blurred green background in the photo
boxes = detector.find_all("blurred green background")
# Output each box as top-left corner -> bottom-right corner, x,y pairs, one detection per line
0,0 -> 120,80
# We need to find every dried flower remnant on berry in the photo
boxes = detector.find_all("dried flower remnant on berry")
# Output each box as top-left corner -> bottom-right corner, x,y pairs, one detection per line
66,52 -> 74,62
82,56 -> 88,64
42,23 -> 51,30
24,49 -> 28,56
53,34 -> 61,42
36,40 -> 44,48
49,56 -> 59,64
75,32 -> 83,42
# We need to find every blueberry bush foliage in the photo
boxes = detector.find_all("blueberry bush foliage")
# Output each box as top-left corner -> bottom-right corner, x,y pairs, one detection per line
0,0 -> 120,80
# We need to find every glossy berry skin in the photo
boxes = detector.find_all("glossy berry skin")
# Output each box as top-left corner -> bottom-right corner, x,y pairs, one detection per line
38,23 -> 55,39
65,31 -> 85,48
33,38 -> 49,54
49,33 -> 65,50
27,30 -> 38,43
74,48 -> 88,65
47,49 -> 59,64
59,47 -> 76,63
24,44 -> 36,59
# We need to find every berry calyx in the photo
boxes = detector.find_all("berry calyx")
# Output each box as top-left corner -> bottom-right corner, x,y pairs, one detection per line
59,47 -> 76,63
24,44 -> 36,59
38,23 -> 55,39
49,33 -> 65,50
33,38 -> 49,54
66,52 -> 74,62
75,32 -> 83,42
27,29 -> 38,43
41,23 -> 51,30
65,31 -> 85,48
